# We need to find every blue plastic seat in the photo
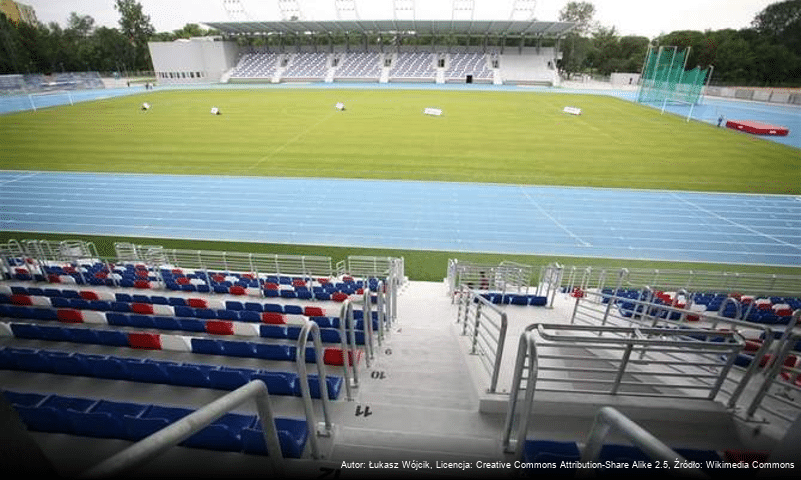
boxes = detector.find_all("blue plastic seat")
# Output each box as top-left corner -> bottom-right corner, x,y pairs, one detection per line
10,323 -> 42,340
208,369 -> 249,390
299,375 -> 343,400
14,405 -> 69,433
45,351 -> 91,376
40,394 -> 95,413
65,410 -> 125,438
165,364 -> 211,388
12,350 -> 54,373
263,304 -> 283,313
96,329 -> 129,347
177,318 -> 205,332
106,312 -> 130,326
254,344 -> 293,361
251,372 -> 296,396
2,390 -> 46,407
86,356 -> 131,380
259,325 -> 289,339
216,309 -> 240,321
241,417 -> 309,458
124,359 -> 171,383
190,338 -> 225,356
225,301 -> 244,311
38,325 -> 72,342
66,327 -> 100,344
154,316 -> 181,330
221,340 -> 256,358
238,310 -> 260,323
129,314 -> 155,328
123,415 -> 169,440
244,302 -> 263,312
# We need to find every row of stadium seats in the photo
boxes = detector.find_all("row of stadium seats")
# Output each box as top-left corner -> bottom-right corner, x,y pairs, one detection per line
1,346 -> 341,399
229,52 -> 493,82
3,390 -> 309,457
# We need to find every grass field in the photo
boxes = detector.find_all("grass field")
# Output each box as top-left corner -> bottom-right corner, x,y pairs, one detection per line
2,88 -> 799,194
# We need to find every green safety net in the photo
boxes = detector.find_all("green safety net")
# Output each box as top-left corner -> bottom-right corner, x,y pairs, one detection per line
637,47 -> 709,105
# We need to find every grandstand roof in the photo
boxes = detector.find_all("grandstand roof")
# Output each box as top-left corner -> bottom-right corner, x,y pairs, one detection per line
202,19 -> 575,37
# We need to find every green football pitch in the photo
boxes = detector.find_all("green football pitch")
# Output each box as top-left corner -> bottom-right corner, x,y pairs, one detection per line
2,88 -> 798,194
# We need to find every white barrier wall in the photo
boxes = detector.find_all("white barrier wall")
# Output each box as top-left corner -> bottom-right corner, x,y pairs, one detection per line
149,37 -> 239,85
704,86 -> 801,105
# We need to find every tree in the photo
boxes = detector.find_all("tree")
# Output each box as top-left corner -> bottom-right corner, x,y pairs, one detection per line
114,0 -> 155,71
558,1 -> 598,76
559,1 -> 598,37
752,0 -> 801,54
68,12 -> 95,38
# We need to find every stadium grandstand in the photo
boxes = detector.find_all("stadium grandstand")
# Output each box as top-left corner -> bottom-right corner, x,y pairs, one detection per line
149,18 -> 572,86
1,1 -> 800,479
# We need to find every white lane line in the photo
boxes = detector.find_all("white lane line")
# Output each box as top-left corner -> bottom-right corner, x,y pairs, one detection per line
0,172 -> 39,185
519,187 -> 592,247
670,192 -> 801,252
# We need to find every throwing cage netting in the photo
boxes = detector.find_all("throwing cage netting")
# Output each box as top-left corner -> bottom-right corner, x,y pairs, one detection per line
636,46 -> 710,107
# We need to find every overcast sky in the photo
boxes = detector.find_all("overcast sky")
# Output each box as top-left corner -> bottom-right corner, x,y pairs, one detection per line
25,0 -> 779,39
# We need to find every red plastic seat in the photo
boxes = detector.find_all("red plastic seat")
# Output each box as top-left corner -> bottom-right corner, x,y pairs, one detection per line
79,291 -> 99,300
229,285 -> 246,296
57,309 -> 83,323
128,332 -> 162,349
304,306 -> 325,317
262,312 -> 286,325
131,303 -> 154,315
205,321 -> 234,335
323,348 -> 362,366
187,298 -> 207,309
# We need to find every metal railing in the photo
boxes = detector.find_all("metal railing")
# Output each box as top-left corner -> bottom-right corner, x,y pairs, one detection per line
113,242 -> 334,280
561,265 -> 801,298
294,320 -> 334,459
570,288 -> 801,429
80,380 -> 286,478
455,285 -> 508,393
581,407 -> 707,478
502,324 -> 743,468
447,258 -> 533,301
337,299 -> 360,400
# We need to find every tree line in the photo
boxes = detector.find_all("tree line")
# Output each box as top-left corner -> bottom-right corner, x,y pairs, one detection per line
558,0 -> 801,87
1,0 -> 799,87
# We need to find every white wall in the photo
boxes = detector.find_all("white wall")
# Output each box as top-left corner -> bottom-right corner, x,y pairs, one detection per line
149,38 -> 239,84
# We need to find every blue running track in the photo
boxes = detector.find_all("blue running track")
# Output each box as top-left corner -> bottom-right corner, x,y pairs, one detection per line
1,171 -> 799,267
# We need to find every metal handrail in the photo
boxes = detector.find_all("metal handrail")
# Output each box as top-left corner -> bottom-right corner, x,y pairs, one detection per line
80,380 -> 285,478
295,320 -> 333,459
338,299 -> 359,400
361,287 -> 375,367
457,285 -> 508,393
580,407 -> 707,479
501,330 -> 538,457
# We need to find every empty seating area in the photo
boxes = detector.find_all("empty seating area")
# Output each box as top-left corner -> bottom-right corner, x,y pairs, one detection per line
230,52 -> 280,79
282,53 -> 329,81
3,390 -> 309,457
388,52 -> 436,81
333,52 -> 382,81
444,53 -> 492,82
0,238 -> 405,472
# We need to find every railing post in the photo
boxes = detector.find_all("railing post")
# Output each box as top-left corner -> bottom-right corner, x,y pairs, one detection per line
488,311 -> 507,394
471,301 -> 482,354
